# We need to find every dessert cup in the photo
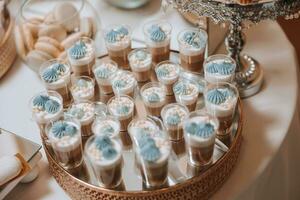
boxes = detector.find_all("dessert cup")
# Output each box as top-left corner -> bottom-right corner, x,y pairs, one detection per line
183,110 -> 219,167
30,91 -> 64,141
107,95 -> 135,132
143,20 -> 172,64
85,135 -> 123,188
93,60 -> 118,95
140,82 -> 166,117
111,70 -> 137,98
70,76 -> 95,102
204,82 -> 239,141
128,48 -> 152,82
104,24 -> 132,69
128,118 -> 170,188
46,118 -> 83,169
155,61 -> 180,95
204,54 -> 236,84
39,59 -> 72,107
161,103 -> 189,141
65,101 -> 95,144
177,28 -> 208,72
67,37 -> 96,77
173,79 -> 199,112
92,116 -> 120,139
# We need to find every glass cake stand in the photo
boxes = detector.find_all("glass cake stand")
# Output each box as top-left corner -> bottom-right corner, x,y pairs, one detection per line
163,0 -> 300,97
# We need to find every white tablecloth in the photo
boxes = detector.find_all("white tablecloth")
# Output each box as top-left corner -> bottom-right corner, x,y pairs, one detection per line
1,1 -> 300,199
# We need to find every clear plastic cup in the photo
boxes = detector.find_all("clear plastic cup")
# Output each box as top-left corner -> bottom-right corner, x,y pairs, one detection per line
128,48 -> 152,82
111,70 -> 137,98
143,20 -> 172,64
70,75 -> 95,102
140,82 -> 167,117
183,110 -> 219,167
204,54 -> 236,84
104,24 -> 132,69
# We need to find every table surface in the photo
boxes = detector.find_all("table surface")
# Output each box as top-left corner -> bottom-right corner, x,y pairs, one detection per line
1,1 -> 299,200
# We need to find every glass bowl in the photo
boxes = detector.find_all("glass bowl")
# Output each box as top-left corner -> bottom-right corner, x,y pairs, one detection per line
15,0 -> 101,73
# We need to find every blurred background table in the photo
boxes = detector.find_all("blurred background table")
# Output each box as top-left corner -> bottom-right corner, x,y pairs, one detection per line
0,1 -> 299,199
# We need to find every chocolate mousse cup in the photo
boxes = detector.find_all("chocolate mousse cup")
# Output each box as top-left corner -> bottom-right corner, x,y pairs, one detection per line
161,103 -> 189,141
93,60 -> 118,95
85,136 -> 123,188
143,20 -> 172,64
67,37 -> 96,77
30,91 -> 64,141
46,118 -> 83,170
173,80 -> 200,112
204,82 -> 239,146
104,25 -> 132,69
183,111 -> 219,167
65,101 -> 95,145
40,59 -> 72,107
70,76 -> 95,102
140,82 -> 167,117
155,61 -> 180,95
107,95 -> 135,132
204,54 -> 236,84
111,70 -> 137,98
178,28 -> 208,72
128,48 -> 152,82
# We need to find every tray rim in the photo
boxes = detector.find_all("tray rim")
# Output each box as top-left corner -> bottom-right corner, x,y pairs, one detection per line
44,99 -> 243,198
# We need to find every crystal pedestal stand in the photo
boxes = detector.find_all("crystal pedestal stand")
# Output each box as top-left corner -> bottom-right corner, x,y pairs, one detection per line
164,0 -> 300,98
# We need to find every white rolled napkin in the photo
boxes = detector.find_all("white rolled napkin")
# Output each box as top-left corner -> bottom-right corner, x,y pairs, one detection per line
0,155 -> 23,186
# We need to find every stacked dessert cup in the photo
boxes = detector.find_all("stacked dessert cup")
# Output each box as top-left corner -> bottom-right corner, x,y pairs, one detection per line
128,117 -> 171,189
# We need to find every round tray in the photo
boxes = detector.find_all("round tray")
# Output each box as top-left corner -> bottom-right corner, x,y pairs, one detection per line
0,14 -> 16,79
43,51 -> 243,200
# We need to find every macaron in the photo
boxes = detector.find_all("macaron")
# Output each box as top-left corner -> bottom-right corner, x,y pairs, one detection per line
22,24 -> 35,51
44,12 -> 56,25
80,17 -> 93,38
38,36 -> 64,51
26,50 -> 54,72
53,2 -> 79,32
38,24 -> 67,42
34,41 -> 61,58
26,17 -> 43,37
14,25 -> 27,60
61,32 -> 84,49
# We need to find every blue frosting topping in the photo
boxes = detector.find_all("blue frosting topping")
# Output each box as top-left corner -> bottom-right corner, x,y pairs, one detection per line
42,68 -> 59,83
95,135 -> 112,150
206,61 -> 235,75
113,79 -> 127,89
185,122 -> 215,138
76,79 -> 88,87
135,50 -> 147,60
137,134 -> 156,148
51,121 -> 77,138
116,105 -> 130,115
101,124 -> 115,136
96,68 -> 111,79
52,63 -> 66,73
105,26 -> 129,43
217,62 -> 235,75
33,95 -> 49,108
182,31 -> 205,49
174,83 -> 189,95
156,67 -> 169,78
166,113 -> 181,125
206,63 -> 218,73
45,99 -> 61,114
102,146 -> 117,160
140,142 -> 161,162
69,41 -> 87,59
207,89 -> 226,105
148,25 -> 167,42
68,107 -> 85,119
147,92 -> 160,103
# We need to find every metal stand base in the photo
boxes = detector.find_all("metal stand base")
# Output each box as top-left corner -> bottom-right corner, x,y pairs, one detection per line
236,54 -> 264,98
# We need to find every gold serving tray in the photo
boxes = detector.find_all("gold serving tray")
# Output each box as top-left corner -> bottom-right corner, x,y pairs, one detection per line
44,51 -> 243,200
